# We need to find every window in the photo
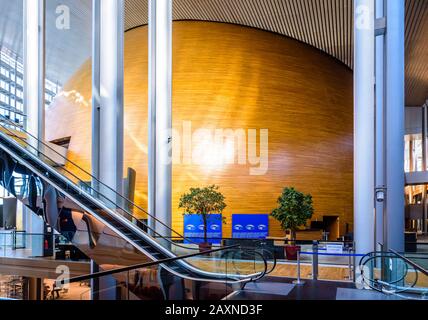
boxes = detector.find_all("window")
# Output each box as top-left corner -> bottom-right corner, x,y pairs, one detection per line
0,93 -> 8,104
0,67 -> 9,77
0,80 -> 9,91
15,89 -> 23,99
0,48 -> 62,128
405,134 -> 423,173
16,77 -> 23,86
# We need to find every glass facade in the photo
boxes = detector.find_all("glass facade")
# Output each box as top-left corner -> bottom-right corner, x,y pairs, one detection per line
405,134 -> 424,173
0,47 -> 61,130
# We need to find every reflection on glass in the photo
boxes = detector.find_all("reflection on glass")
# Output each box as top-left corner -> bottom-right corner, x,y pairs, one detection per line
405,134 -> 423,173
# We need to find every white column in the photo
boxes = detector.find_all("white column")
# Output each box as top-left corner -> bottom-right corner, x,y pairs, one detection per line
424,102 -> 428,234
147,0 -> 156,236
375,0 -> 385,249
385,0 -> 405,252
96,0 -> 124,200
354,0 -> 375,255
23,0 -> 45,151
92,0 -> 101,194
148,0 -> 172,243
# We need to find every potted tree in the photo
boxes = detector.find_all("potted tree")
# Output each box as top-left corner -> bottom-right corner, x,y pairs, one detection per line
271,187 -> 314,260
179,185 -> 226,252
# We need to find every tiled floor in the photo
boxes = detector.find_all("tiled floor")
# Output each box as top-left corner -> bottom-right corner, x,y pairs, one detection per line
226,276 -> 399,300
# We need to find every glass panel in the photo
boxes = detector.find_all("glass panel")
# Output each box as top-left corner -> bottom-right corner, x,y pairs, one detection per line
44,0 -> 92,164
0,231 -> 45,258
405,134 -> 423,172
359,251 -> 428,299
0,0 -> 24,131
72,250 -> 247,301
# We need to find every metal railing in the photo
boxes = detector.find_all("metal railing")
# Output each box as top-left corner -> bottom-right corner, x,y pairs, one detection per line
56,244 -> 243,286
358,249 -> 428,299
291,242 -> 364,284
390,249 -> 428,276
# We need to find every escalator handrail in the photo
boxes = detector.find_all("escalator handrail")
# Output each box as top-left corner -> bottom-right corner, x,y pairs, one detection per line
0,121 -> 270,282
235,247 -> 277,276
0,120 -> 205,250
376,279 -> 428,294
0,116 -> 194,245
359,251 -> 420,294
258,248 -> 277,275
227,249 -> 270,282
360,254 -> 412,290
389,249 -> 428,277
56,244 -> 261,286
0,117 -> 278,265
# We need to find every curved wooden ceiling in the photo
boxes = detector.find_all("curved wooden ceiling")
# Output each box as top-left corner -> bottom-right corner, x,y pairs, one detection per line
126,0 -> 428,106
0,0 -> 427,105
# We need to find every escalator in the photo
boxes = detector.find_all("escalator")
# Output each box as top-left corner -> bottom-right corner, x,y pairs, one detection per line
0,117 -> 274,300
359,250 -> 428,300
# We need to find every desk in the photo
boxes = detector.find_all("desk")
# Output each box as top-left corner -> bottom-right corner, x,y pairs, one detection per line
267,230 -> 323,242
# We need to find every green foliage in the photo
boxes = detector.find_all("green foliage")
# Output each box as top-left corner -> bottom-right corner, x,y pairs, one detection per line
179,185 -> 227,242
270,187 -> 314,240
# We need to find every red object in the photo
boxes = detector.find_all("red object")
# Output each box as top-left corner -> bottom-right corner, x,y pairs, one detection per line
284,245 -> 301,260
44,239 -> 49,250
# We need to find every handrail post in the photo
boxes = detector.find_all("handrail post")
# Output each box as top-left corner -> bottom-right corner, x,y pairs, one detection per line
12,228 -> 16,251
292,248 -> 305,286
352,242 -> 357,282
312,240 -> 318,280
347,245 -> 352,281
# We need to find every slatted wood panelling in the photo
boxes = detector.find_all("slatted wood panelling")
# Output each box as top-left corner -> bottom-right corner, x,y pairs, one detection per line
405,0 -> 428,106
46,22 -> 353,238
1,0 -> 427,104
123,0 -> 428,105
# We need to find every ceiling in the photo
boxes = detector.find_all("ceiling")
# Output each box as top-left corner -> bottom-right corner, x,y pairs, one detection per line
0,0 -> 427,106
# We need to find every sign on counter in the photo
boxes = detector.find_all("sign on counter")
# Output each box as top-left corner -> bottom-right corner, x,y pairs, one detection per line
183,214 -> 222,244
326,243 -> 344,254
232,214 -> 269,239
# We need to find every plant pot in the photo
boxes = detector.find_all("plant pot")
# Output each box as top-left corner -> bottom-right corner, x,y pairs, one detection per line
198,242 -> 212,253
284,245 -> 301,261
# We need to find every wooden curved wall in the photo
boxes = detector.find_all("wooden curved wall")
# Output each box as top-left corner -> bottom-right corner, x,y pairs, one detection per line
45,21 -> 354,238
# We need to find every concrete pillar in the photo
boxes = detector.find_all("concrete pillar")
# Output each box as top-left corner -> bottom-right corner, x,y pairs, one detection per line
354,0 -> 376,255
148,0 -> 173,244
23,0 -> 45,152
385,0 -> 405,252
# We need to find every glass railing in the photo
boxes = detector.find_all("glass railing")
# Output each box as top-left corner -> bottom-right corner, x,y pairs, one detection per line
0,116 -> 272,283
0,230 -> 45,258
0,230 -> 89,261
359,250 -> 428,299
54,245 -> 267,300
162,237 -> 276,276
